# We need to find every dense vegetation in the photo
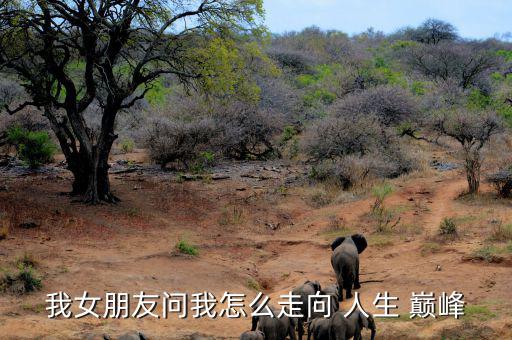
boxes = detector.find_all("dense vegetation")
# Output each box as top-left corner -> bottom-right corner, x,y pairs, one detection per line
2,11 -> 512,198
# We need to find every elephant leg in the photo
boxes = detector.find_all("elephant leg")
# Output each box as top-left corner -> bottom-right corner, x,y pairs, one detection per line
298,318 -> 304,340
336,272 -> 344,302
353,329 -> 362,340
289,322 -> 297,340
344,277 -> 353,300
307,322 -> 312,340
354,261 -> 361,290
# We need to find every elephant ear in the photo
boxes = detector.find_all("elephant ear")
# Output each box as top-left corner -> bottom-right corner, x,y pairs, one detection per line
351,234 -> 367,254
359,312 -> 369,329
312,280 -> 321,292
331,237 -> 346,251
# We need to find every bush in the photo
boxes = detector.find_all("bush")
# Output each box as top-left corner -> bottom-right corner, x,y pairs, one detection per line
6,127 -> 56,168
145,118 -> 216,169
439,218 -> 457,236
487,168 -> 512,197
119,138 -> 135,153
331,85 -> 419,126
175,239 -> 199,256
1,265 -> 42,295
304,115 -> 418,186
214,106 -> 282,160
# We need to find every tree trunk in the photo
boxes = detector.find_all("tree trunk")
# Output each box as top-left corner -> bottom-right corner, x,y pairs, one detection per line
465,152 -> 481,194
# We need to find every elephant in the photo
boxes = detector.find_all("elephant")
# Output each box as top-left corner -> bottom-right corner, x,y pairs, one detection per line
308,284 -> 339,320
251,305 -> 297,340
118,332 -> 146,340
330,234 -> 367,301
307,317 -> 330,340
329,311 -> 376,340
292,280 -> 322,340
240,330 -> 265,340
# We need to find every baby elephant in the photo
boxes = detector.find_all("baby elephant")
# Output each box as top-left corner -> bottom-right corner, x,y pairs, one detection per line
251,305 -> 296,340
240,330 -> 265,340
292,280 -> 322,340
330,234 -> 367,301
329,311 -> 376,340
307,318 -> 330,340
240,331 -> 265,340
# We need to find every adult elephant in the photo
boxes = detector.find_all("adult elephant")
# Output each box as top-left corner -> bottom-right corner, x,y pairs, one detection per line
251,305 -> 297,340
292,280 -> 322,340
330,234 -> 368,301
329,311 -> 376,340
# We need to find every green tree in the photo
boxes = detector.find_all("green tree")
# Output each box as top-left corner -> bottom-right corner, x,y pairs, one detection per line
0,0 -> 265,203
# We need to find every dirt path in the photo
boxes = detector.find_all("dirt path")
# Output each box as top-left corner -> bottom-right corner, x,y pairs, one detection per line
0,163 -> 511,339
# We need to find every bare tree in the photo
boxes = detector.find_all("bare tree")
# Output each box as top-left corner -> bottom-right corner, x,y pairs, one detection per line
432,110 -> 503,194
407,42 -> 499,89
414,18 -> 458,44
0,0 -> 263,203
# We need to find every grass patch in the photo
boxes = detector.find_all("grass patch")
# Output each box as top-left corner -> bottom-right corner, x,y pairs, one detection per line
463,305 -> 496,321
247,278 -> 261,291
420,242 -> 441,256
218,205 -> 245,226
175,239 -> 199,256
307,188 -> 333,208
15,252 -> 39,268
368,234 -> 394,248
22,303 -> 45,313
468,245 -> 503,263
0,264 -> 42,295
489,222 -> 512,242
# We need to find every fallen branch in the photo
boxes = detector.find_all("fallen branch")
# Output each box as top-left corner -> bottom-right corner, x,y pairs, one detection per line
359,279 -> 385,284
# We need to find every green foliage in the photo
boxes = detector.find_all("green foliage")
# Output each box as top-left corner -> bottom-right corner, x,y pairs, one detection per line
1,264 -> 42,295
280,126 -> 298,144
176,239 -> 199,256
145,78 -> 173,107
6,127 -> 57,168
411,81 -> 426,95
439,218 -> 457,236
304,88 -> 336,106
296,64 -> 340,88
120,138 -> 135,153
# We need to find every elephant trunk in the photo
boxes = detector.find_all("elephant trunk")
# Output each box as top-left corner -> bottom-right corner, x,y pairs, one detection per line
370,328 -> 376,340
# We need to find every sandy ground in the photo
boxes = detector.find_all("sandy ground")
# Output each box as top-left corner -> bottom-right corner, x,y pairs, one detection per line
0,151 -> 511,339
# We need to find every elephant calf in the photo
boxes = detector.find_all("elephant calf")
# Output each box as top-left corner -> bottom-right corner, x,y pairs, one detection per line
330,234 -> 367,301
251,305 -> 296,340
307,317 -> 330,340
329,311 -> 376,340
240,330 -> 265,340
292,280 -> 322,340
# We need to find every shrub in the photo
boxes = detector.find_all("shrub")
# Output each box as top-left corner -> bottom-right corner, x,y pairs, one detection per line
175,239 -> 199,256
145,118 -> 216,169
119,138 -> 135,153
439,218 -> 457,236
331,85 -> 419,126
0,265 -> 42,295
6,127 -> 56,168
487,168 -> 512,197
214,106 -> 282,160
489,222 -> 512,242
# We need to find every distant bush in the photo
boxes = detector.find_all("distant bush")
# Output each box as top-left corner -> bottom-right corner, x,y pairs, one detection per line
1,264 -> 42,295
214,106 -> 282,160
144,118 -> 216,169
332,85 -> 419,126
304,115 -> 418,186
119,138 -> 135,154
6,127 -> 56,168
